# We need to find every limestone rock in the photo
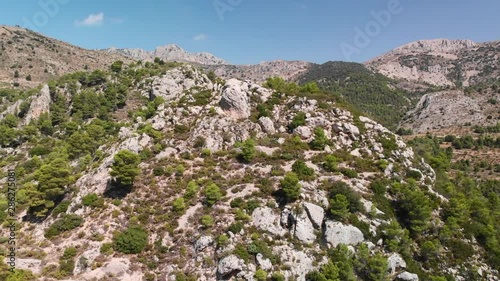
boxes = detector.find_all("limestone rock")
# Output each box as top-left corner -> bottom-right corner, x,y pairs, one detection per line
293,209 -> 316,244
24,84 -> 51,125
303,202 -> 324,229
387,253 -> 407,274
324,221 -> 364,248
259,116 -> 276,134
217,255 -> 245,277
195,236 -> 214,252
397,271 -> 419,281
294,126 -> 312,139
219,79 -> 251,119
256,253 -> 272,271
252,207 -> 286,236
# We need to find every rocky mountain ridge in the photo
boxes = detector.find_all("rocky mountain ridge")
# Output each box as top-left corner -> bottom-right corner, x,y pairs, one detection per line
0,62 -> 498,280
103,44 -> 228,65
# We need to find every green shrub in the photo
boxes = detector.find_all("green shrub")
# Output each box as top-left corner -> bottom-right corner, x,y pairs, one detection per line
110,150 -> 141,187
228,221 -> 244,233
82,193 -> 104,208
200,215 -> 214,228
340,168 -> 358,179
255,269 -> 267,281
238,138 -> 256,163
100,243 -> 114,255
52,201 -> 71,216
45,214 -> 84,238
113,226 -> 148,254
323,155 -> 339,172
203,183 -> 222,207
292,160 -> 315,180
280,172 -> 301,201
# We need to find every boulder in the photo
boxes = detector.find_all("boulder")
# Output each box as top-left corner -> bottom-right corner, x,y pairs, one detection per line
195,236 -> 214,252
293,210 -> 316,244
217,255 -> 245,277
294,126 -> 312,139
252,207 -> 286,236
303,202 -> 325,229
324,221 -> 364,248
387,253 -> 407,274
259,116 -> 276,134
397,271 -> 419,281
256,253 -> 272,270
220,79 -> 251,119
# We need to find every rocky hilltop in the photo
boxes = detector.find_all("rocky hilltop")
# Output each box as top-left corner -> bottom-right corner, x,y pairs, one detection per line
0,25 -> 131,88
366,38 -> 500,87
0,61 -> 498,281
103,44 -> 228,65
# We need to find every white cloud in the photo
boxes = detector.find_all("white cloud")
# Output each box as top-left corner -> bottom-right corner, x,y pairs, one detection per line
76,13 -> 104,26
193,33 -> 208,41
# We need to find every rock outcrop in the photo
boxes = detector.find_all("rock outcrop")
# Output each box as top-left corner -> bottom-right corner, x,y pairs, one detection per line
324,221 -> 364,248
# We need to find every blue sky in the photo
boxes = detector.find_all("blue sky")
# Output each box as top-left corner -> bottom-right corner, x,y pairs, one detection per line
1,0 -> 500,64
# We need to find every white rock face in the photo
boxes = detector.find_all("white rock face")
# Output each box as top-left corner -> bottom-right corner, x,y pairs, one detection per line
219,79 -> 252,119
397,271 -> 419,281
256,253 -> 272,270
274,245 -> 317,281
74,242 -> 101,275
324,221 -> 364,248
293,210 -> 317,244
387,253 -> 407,274
303,202 -> 325,229
79,258 -> 142,281
259,116 -> 276,134
195,236 -> 214,252
252,207 -> 287,236
3,258 -> 42,275
217,255 -> 245,277
24,84 -> 51,125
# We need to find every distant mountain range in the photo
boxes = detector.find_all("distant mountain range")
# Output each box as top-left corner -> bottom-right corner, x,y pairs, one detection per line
102,44 -> 228,65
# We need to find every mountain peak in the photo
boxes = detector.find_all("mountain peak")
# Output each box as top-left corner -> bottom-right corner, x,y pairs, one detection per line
393,38 -> 477,53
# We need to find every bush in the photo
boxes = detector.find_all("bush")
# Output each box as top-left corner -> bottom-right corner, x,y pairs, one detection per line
238,138 -> 256,163
203,183 -> 222,207
113,226 -> 148,254
200,215 -> 214,228
255,269 -> 267,281
45,214 -> 84,238
288,112 -> 306,131
228,221 -> 244,233
340,168 -> 358,179
172,198 -> 186,214
324,181 -> 362,213
310,127 -> 329,150
280,172 -> 301,201
52,201 -> 71,216
292,160 -> 315,181
82,193 -> 104,208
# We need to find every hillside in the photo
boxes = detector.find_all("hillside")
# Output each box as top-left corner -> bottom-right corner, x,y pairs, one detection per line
0,26 -> 131,88
0,59 -> 498,281
296,61 -> 413,130
366,39 -> 500,88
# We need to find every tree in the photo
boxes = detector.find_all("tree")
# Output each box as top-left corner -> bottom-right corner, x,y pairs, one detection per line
238,138 -> 256,163
203,183 -> 222,207
306,261 -> 340,281
280,172 -> 301,201
330,194 -> 350,221
113,226 -> 148,254
310,127 -> 329,150
110,150 -> 141,187
31,158 -> 72,217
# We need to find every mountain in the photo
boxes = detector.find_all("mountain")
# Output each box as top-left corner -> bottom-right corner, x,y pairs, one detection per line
0,26 -> 499,280
103,44 -> 228,65
366,38 -> 500,88
0,25 -> 130,88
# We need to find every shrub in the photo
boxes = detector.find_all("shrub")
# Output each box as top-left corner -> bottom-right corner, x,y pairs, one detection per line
228,221 -> 244,233
310,127 -> 329,150
200,215 -> 214,228
172,198 -> 186,213
288,112 -> 306,131
238,138 -> 256,163
255,269 -> 267,281
324,181 -> 362,213
82,193 -> 104,208
52,201 -> 71,216
100,243 -> 113,255
113,226 -> 148,254
280,172 -> 301,201
292,160 -> 315,180
340,168 -> 358,179
45,214 -> 84,238
323,155 -> 339,172
203,183 -> 222,207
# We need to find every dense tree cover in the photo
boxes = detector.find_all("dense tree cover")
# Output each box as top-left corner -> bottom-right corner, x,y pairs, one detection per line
263,77 -> 320,94
110,150 -> 141,187
409,135 -> 500,271
298,62 -> 412,129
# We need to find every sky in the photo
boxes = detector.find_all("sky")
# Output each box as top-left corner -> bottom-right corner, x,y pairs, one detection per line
1,0 -> 500,65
